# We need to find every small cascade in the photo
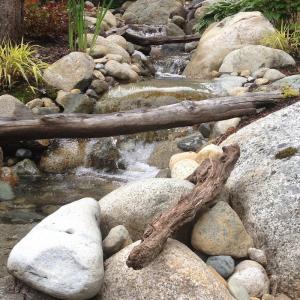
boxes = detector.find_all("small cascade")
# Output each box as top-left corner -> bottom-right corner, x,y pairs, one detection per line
154,54 -> 190,78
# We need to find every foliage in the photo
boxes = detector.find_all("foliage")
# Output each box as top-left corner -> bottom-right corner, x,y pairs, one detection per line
195,0 -> 300,33
68,0 -> 114,52
0,40 -> 48,91
261,23 -> 300,56
24,1 -> 68,39
281,85 -> 300,98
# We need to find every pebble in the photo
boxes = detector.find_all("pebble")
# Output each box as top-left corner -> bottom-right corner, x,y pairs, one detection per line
103,225 -> 132,257
248,247 -> 267,266
15,148 -> 32,159
255,78 -> 269,85
169,152 -> 197,170
206,255 -> 235,279
228,260 -> 270,297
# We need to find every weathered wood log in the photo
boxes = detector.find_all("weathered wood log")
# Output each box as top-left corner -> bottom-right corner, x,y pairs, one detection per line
123,30 -> 201,45
0,92 -> 284,141
126,143 -> 240,269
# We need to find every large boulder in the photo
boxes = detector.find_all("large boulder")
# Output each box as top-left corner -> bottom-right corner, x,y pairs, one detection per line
99,239 -> 234,300
123,0 -> 185,25
221,102 -> 300,299
270,74 -> 300,90
7,198 -> 104,300
184,12 -> 275,80
43,52 -> 94,92
99,178 -> 194,240
0,95 -> 33,119
219,45 -> 295,73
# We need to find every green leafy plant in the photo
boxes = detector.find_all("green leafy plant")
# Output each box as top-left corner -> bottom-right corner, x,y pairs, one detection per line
195,0 -> 300,33
0,40 -> 48,91
261,23 -> 300,56
68,0 -> 114,52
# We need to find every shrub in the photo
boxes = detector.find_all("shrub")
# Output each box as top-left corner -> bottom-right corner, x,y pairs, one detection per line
195,0 -> 300,33
261,23 -> 300,56
24,1 -> 68,39
0,40 -> 48,91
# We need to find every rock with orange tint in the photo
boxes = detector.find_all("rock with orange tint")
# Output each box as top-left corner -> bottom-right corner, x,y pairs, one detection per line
99,239 -> 234,300
0,167 -> 18,187
169,151 -> 197,169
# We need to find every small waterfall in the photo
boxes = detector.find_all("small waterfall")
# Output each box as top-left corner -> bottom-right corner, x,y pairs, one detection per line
154,54 -> 190,78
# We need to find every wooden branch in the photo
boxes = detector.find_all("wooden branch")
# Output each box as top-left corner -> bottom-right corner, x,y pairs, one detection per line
126,143 -> 240,269
0,92 -> 284,141
123,30 -> 201,46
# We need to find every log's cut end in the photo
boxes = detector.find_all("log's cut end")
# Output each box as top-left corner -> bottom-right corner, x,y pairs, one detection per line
126,144 -> 240,270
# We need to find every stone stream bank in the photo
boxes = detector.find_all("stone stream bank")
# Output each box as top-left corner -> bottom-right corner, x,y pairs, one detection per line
0,0 -> 300,299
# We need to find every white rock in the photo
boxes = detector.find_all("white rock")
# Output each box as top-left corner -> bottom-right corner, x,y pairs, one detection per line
99,178 -> 194,240
7,198 -> 104,300
212,118 -> 241,137
195,144 -> 223,164
105,60 -> 139,82
228,260 -> 270,297
263,69 -> 286,82
169,151 -> 197,169
219,45 -> 295,74
102,225 -> 132,257
105,35 -> 127,50
171,159 -> 199,180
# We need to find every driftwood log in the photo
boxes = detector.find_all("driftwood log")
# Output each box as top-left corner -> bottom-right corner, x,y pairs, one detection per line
126,143 -> 240,269
0,92 -> 284,141
105,25 -> 201,45
123,30 -> 201,46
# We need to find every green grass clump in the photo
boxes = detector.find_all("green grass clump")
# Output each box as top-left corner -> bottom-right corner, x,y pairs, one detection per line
0,40 -> 48,92
282,86 -> 300,98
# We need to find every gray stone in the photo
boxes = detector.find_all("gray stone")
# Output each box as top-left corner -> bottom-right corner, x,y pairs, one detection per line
252,67 -> 270,78
213,76 -> 248,96
43,52 -> 94,92
99,178 -> 194,240
12,159 -> 40,176
0,181 -> 15,201
177,133 -> 206,152
206,256 -> 235,279
105,60 -> 139,82
248,248 -> 267,267
148,140 -> 182,169
219,46 -> 295,74
228,260 -> 270,297
7,198 -> 104,300
228,277 -> 250,300
90,79 -> 109,94
166,22 -> 185,36
102,225 -> 132,257
99,239 -> 235,300
58,93 -> 95,113
123,0 -> 184,25
263,69 -> 286,82
199,123 -> 212,138
85,138 -> 120,171
184,12 -> 275,79
270,74 -> 300,90
171,15 -> 185,28
191,201 -> 253,258
221,102 -> 300,299
185,41 -> 199,52
15,149 -> 32,159
0,95 -> 32,119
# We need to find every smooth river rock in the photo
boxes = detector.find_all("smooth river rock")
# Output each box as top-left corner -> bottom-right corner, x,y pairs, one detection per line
98,239 -> 234,300
43,52 -> 94,92
7,198 -> 104,300
99,178 -> 194,240
191,201 -> 253,257
219,45 -> 295,73
228,260 -> 270,297
221,102 -> 300,299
